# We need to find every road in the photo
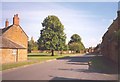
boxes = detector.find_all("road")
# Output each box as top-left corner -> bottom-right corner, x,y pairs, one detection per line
2,54 -> 118,80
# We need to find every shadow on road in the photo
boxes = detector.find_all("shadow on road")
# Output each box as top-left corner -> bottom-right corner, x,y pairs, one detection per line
57,54 -> 118,74
48,76 -> 117,82
49,75 -> 79,80
57,54 -> 94,62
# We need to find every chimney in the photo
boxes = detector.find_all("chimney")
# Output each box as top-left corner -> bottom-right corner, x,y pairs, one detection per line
117,10 -> 120,17
5,19 -> 9,27
13,14 -> 19,25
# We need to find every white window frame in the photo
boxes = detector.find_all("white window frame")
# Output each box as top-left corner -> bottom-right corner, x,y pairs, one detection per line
12,49 -> 17,55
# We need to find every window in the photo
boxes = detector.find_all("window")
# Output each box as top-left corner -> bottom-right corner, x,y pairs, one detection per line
12,49 -> 17,55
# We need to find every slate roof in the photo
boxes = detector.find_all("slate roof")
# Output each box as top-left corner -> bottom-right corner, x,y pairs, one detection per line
0,36 -> 25,49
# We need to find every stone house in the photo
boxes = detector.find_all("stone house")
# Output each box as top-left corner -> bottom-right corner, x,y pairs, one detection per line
0,14 -> 28,63
101,11 -> 120,63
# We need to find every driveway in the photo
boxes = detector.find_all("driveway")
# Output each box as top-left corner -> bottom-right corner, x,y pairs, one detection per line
2,54 -> 118,80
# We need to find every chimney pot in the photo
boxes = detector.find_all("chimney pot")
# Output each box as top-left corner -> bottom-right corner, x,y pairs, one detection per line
13,14 -> 19,25
117,10 -> 120,16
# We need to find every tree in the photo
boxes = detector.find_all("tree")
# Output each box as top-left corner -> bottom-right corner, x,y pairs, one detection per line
68,34 -> 81,44
28,41 -> 32,53
28,37 -> 38,53
38,15 -> 66,56
68,34 -> 85,53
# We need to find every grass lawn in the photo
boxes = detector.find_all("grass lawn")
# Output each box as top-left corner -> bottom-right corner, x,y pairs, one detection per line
2,53 -> 77,71
2,60 -> 37,71
28,52 -> 50,55
90,56 -> 118,73
28,53 -> 73,62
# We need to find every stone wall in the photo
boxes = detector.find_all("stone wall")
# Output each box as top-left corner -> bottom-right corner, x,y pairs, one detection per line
3,25 -> 28,48
18,49 -> 27,61
2,49 -> 15,63
2,48 -> 27,63
101,11 -> 120,63
1,14 -> 28,63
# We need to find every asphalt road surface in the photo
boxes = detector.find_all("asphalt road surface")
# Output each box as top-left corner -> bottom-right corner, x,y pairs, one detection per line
2,54 -> 118,80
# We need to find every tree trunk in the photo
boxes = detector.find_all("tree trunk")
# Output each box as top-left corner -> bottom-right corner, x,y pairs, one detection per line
51,49 -> 54,56
60,50 -> 63,55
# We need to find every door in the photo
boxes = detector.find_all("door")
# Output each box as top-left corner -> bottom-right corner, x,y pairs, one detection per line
12,49 -> 18,62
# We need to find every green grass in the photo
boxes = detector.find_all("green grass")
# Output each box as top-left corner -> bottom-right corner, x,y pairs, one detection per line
2,60 -> 37,71
91,56 -> 117,72
27,53 -> 75,62
28,55 -> 69,61
28,52 -> 50,55
2,53 -> 77,71
91,56 -> 108,70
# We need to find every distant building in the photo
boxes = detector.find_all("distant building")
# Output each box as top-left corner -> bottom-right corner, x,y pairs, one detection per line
84,47 -> 94,54
101,10 -> 120,63
94,44 -> 101,54
0,14 -> 28,63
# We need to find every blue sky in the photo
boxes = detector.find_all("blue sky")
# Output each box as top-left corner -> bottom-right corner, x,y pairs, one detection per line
1,2 -> 118,48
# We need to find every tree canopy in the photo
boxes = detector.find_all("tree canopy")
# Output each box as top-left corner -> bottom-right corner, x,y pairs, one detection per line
68,34 -> 85,53
68,34 -> 81,44
28,37 -> 38,53
37,15 -> 66,56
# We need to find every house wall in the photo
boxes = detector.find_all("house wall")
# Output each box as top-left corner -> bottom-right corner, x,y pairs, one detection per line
101,15 -> 119,63
3,25 -> 28,48
0,49 -> 1,65
1,48 -> 27,64
2,26 -> 28,63
1,14 -> 28,63
2,49 -> 15,63
18,49 -> 27,61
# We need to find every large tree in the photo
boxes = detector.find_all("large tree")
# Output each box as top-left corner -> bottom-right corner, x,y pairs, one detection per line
68,34 -> 85,53
38,15 -> 66,56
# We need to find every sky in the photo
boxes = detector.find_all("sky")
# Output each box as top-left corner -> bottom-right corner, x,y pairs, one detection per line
1,0 -> 119,2
1,2 -> 118,48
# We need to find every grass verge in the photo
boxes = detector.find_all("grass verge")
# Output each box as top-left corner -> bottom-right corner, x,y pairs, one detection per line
2,60 -> 37,71
2,53 -> 78,71
91,56 -> 118,73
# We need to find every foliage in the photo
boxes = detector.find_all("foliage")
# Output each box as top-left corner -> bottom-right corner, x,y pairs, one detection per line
28,41 -> 32,53
91,56 -> 117,72
63,44 -> 69,51
28,37 -> 38,53
33,42 -> 38,50
68,34 -> 85,53
37,15 -> 66,56
69,42 -> 84,53
68,34 -> 81,44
